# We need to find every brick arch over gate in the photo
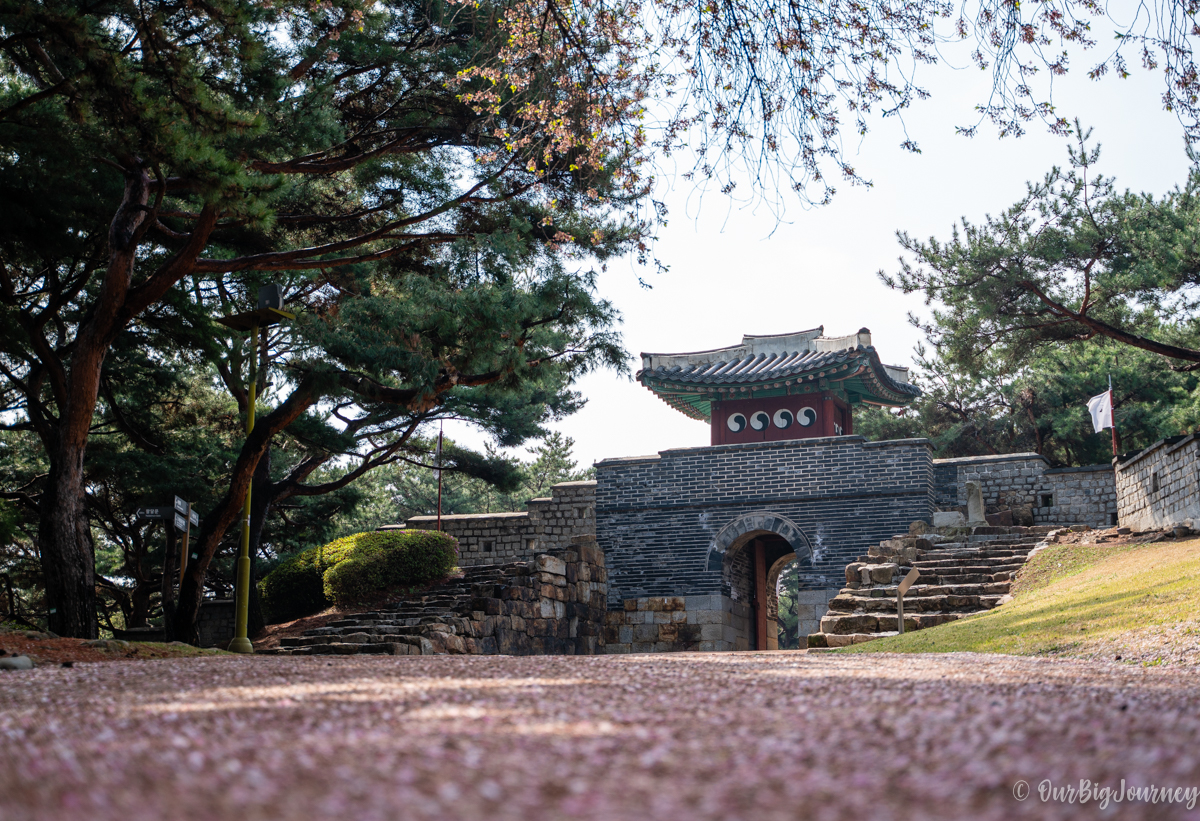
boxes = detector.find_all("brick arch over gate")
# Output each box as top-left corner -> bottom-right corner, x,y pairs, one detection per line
706,511 -> 814,571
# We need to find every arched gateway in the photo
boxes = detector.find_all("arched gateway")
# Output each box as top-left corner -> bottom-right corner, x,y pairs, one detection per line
708,512 -> 813,650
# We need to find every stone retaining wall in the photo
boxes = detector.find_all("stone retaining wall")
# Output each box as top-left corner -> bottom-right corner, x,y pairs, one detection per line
197,599 -> 234,649
602,595 -> 753,653
932,453 -> 1115,528
1115,435 -> 1200,532
404,481 -> 595,567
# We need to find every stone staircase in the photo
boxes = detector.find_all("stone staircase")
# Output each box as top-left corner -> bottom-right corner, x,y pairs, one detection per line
265,540 -> 607,656
807,525 -> 1061,648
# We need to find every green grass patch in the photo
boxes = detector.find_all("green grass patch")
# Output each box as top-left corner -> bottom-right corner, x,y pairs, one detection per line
840,538 -> 1200,660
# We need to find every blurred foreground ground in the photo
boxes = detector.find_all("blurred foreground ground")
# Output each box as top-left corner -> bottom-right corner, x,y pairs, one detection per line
2,652 -> 1198,820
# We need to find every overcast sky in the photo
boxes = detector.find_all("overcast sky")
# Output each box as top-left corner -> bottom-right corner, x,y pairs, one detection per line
447,40 -> 1194,469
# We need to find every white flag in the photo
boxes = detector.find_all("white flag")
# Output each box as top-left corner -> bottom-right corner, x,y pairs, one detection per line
1087,391 -> 1113,433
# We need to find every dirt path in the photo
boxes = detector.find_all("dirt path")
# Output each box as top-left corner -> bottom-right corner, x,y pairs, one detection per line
2,652 -> 1198,820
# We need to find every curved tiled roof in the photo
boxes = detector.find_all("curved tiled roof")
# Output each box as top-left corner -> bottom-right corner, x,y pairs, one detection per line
637,328 -> 920,421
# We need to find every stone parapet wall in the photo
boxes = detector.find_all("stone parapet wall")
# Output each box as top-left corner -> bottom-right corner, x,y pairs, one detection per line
602,594 -> 752,653
405,481 -> 595,567
1041,465 -> 1118,527
196,599 -> 234,649
932,453 -> 1115,528
595,436 -> 935,605
1115,435 -> 1200,532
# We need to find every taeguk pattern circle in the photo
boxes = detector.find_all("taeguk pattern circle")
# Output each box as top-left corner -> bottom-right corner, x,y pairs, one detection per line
797,407 -> 816,427
750,411 -> 770,431
773,409 -> 794,429
727,413 -> 747,432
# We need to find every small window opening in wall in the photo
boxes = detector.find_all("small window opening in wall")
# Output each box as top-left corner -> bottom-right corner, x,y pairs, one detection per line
1151,472 -> 1160,493
1110,512 -> 1119,527
526,538 -> 537,552
484,540 -> 494,553
1041,494 -> 1054,508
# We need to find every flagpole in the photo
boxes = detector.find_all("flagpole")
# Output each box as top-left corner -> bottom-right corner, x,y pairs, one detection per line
1108,374 -> 1118,458
436,422 -> 446,532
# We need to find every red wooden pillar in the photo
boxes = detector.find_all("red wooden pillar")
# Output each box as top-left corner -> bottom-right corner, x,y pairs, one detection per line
821,392 -> 837,437
753,539 -> 768,651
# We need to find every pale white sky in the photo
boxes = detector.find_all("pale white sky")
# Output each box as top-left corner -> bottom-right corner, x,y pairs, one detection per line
448,43 -> 1194,469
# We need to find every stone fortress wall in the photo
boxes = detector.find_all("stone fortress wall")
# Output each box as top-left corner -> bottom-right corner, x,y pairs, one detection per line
932,453 -> 1116,528
404,481 -> 595,567
1115,434 -> 1200,532
384,441 -> 1128,655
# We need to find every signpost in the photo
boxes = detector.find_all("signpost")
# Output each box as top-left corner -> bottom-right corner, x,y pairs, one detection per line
136,498 -> 200,641
896,567 -> 920,635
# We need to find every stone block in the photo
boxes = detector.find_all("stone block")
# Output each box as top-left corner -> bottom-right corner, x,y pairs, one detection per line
633,623 -> 658,642
700,623 -> 725,641
663,597 -> 686,611
684,594 -> 722,611
845,562 -> 866,584
536,555 -> 567,576
868,563 -> 898,584
933,511 -> 966,527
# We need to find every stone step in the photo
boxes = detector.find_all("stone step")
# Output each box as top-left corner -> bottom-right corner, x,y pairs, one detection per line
846,581 -> 1012,598
914,554 -> 1028,565
912,563 -> 1026,575
827,593 -> 1005,613
818,612 -> 967,635
915,571 -> 1013,584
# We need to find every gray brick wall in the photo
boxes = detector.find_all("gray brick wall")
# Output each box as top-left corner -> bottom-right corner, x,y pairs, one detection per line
405,481 -> 595,567
1115,435 -> 1200,531
595,436 -> 935,608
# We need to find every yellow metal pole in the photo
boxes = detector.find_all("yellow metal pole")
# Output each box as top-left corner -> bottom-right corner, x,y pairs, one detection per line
227,325 -> 259,654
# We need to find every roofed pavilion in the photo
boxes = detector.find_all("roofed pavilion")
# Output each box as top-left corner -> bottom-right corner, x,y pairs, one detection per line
637,327 -> 920,445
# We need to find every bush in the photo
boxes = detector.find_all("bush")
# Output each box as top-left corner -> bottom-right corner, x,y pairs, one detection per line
323,530 -> 458,606
258,530 -> 459,621
258,548 -> 325,623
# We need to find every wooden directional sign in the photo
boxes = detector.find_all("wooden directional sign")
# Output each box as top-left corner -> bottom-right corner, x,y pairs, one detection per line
897,567 -> 921,597
173,513 -> 188,532
174,496 -> 188,515
189,509 -> 199,526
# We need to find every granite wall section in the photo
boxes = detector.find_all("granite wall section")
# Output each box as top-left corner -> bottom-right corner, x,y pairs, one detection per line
1115,435 -> 1200,531
932,453 -> 1116,528
404,481 -> 595,567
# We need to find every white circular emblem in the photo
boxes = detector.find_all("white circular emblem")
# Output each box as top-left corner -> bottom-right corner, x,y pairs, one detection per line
750,411 -> 770,431
773,409 -> 794,429
797,407 -> 817,427
727,413 -> 747,432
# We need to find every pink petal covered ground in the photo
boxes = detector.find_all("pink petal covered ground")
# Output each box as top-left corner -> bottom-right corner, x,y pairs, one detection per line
2,652 -> 1198,820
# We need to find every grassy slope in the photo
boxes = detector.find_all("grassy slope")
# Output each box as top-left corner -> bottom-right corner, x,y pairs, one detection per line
840,537 -> 1200,666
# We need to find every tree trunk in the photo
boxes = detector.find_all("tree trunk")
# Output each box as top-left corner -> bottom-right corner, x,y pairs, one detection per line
37,166 -> 151,639
129,581 -> 153,629
38,458 -> 99,638
173,378 -> 318,643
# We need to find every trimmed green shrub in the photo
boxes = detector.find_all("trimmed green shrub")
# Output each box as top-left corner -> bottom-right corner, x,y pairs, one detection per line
258,530 -> 459,621
258,547 -> 325,623
323,530 -> 458,606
